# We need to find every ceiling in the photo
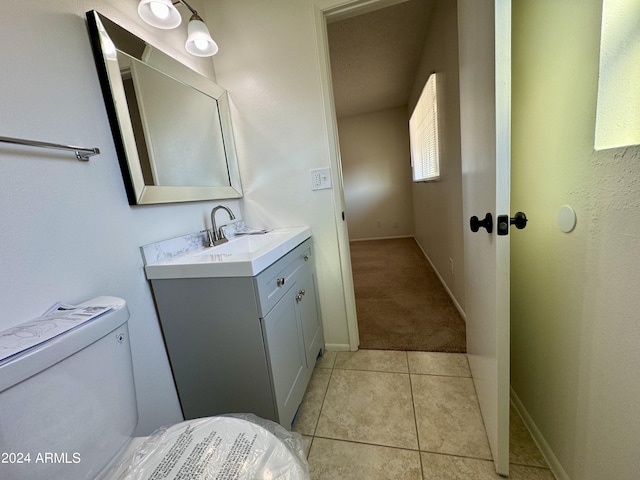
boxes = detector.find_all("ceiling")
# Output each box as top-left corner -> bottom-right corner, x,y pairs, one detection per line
327,0 -> 434,119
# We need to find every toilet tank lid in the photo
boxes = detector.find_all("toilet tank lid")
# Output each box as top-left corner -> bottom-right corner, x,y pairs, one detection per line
0,296 -> 129,393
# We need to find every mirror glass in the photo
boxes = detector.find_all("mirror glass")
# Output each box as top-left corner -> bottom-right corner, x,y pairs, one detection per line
86,10 -> 242,204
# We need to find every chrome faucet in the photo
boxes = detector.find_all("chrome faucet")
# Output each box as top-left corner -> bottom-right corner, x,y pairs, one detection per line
210,205 -> 236,246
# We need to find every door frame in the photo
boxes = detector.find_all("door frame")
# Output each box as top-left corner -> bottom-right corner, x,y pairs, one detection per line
313,0 -> 416,352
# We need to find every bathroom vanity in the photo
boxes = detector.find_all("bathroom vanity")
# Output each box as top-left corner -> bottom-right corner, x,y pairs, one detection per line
143,227 -> 324,429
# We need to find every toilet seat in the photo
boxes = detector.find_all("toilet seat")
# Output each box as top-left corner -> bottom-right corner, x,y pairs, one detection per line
103,416 -> 308,479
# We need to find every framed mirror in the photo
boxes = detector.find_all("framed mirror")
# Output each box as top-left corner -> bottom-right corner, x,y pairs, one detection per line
86,10 -> 242,204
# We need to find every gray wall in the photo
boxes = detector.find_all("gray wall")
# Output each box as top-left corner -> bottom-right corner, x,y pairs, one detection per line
338,107 -> 414,240
0,0 -> 238,435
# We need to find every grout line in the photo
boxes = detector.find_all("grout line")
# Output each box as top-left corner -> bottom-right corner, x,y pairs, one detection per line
331,362 -> 470,379
466,369 -> 495,465
310,434 -> 421,452
409,371 -> 472,379
309,433 -> 507,463
332,366 -> 410,374
509,461 -> 554,471
407,351 -> 424,478
305,436 -> 314,460
310,365 -> 334,436
418,448 -> 494,462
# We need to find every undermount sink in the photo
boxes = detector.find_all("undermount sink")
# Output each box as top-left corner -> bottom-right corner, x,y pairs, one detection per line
196,230 -> 296,256
144,226 -> 311,279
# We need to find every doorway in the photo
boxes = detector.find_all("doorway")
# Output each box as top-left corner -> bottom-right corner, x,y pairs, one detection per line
324,0 -> 467,352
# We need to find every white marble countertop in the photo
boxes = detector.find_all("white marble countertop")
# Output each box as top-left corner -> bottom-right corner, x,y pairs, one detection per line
143,226 -> 311,279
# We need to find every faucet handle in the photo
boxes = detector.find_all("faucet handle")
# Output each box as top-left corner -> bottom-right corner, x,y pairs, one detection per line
213,231 -> 229,246
200,229 -> 214,248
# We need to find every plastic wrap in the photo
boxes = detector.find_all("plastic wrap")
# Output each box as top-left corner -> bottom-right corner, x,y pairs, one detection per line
105,414 -> 310,480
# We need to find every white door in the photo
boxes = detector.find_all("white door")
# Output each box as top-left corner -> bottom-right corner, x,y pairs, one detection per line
458,0 -> 511,476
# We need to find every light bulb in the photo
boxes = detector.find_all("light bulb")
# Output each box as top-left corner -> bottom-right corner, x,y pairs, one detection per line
193,38 -> 209,51
138,0 -> 181,29
185,18 -> 218,56
149,2 -> 170,20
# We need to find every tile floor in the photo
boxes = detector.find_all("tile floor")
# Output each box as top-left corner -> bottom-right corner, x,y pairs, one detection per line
293,349 -> 556,479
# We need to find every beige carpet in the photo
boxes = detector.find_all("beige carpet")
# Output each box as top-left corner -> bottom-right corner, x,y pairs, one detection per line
350,237 -> 466,352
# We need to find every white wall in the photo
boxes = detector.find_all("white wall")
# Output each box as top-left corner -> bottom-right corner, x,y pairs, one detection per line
407,0 -> 465,310
511,1 -> 640,479
0,0 -> 241,435
205,0 -> 356,350
338,107 -> 414,240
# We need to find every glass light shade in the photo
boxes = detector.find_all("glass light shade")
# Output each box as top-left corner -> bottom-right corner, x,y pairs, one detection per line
138,0 -> 182,29
185,18 -> 218,57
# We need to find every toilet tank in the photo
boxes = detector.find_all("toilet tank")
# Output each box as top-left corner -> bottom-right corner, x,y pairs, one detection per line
0,297 -> 137,480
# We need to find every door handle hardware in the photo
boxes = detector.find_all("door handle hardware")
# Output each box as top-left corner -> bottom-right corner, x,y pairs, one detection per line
470,213 -> 493,233
277,278 -> 285,287
497,212 -> 528,236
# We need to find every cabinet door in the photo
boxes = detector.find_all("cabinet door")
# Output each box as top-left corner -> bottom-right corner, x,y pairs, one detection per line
296,270 -> 323,368
262,287 -> 307,429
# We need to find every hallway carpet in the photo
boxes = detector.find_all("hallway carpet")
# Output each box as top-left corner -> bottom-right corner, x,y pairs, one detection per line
350,238 -> 466,352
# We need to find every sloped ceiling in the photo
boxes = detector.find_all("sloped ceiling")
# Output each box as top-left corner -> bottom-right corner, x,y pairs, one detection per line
327,0 -> 434,119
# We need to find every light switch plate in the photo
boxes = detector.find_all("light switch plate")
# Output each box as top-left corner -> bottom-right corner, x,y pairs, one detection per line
310,167 -> 332,190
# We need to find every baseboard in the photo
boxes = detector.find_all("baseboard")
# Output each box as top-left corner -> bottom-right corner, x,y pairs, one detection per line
510,387 -> 570,480
413,239 -> 467,322
350,235 -> 414,242
324,343 -> 352,352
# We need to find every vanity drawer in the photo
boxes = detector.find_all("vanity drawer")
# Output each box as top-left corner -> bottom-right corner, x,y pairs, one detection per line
255,239 -> 313,317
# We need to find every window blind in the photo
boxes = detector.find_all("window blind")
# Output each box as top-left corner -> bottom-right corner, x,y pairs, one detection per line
409,73 -> 440,182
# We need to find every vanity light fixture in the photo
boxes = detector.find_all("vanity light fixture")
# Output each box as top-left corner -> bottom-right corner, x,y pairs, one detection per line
137,0 -> 218,57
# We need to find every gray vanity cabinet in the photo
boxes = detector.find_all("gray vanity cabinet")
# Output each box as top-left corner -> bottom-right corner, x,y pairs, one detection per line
149,238 -> 324,430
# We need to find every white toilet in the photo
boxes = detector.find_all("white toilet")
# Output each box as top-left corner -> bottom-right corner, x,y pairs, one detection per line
0,297 -> 309,480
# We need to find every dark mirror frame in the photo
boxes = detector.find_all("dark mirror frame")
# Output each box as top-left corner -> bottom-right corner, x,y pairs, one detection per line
86,10 -> 243,205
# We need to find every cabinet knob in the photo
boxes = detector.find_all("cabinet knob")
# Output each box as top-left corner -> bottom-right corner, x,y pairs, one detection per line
295,294 -> 303,303
277,278 -> 285,287
303,254 -> 309,261
299,289 -> 306,296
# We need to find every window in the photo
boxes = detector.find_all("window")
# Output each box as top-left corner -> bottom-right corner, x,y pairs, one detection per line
594,0 -> 640,150
409,73 -> 440,182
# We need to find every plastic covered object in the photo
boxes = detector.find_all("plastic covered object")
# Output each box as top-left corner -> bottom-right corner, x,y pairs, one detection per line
105,414 -> 310,480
